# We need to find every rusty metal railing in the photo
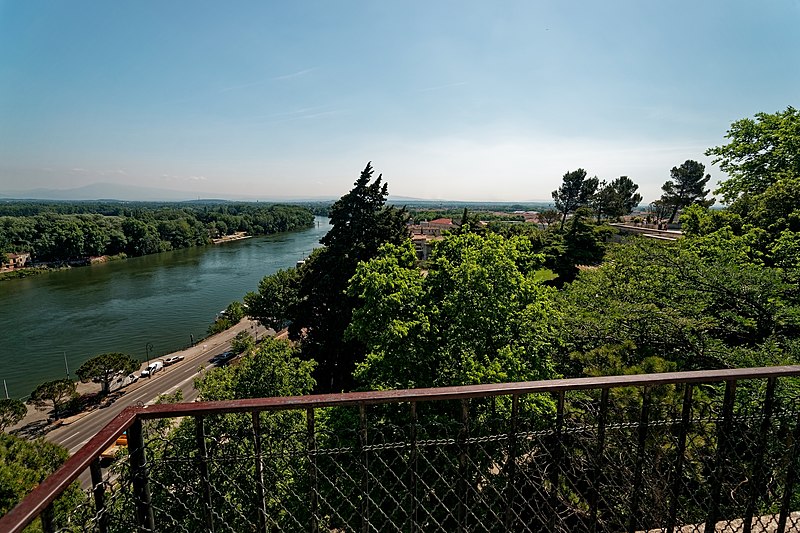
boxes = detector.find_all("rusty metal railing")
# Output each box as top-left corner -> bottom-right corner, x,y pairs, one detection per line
2,366 -> 800,532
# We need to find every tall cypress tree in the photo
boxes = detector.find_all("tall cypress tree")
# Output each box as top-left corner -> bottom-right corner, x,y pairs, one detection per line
289,163 -> 408,392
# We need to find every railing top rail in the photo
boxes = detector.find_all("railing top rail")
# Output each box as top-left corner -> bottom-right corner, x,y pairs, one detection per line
136,365 -> 800,419
2,364 -> 800,532
1,407 -> 138,533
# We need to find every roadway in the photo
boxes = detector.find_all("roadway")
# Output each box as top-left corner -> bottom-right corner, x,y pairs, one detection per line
46,319 -> 268,455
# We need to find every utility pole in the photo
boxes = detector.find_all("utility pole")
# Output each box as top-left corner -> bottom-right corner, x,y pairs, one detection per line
63,351 -> 70,380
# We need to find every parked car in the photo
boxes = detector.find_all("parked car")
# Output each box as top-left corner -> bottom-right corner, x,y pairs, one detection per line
141,361 -> 164,377
163,355 -> 185,366
210,351 -> 236,366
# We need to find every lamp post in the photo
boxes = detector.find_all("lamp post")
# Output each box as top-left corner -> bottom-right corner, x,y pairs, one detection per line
145,342 -> 153,378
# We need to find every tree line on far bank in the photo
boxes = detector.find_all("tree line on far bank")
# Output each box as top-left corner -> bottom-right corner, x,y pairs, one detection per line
0,202 -> 314,265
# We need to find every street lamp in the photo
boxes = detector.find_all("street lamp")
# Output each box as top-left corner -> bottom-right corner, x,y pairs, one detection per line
145,342 -> 153,365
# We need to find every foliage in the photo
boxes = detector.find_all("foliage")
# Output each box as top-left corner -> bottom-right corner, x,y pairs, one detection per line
552,168 -> 599,229
244,268 -> 300,332
556,237 -> 800,378
0,398 -> 26,431
230,330 -> 255,354
347,234 -> 558,391
27,379 -> 76,420
660,159 -> 713,224
593,175 -> 642,221
706,106 -> 800,204
289,162 -> 409,392
536,208 -> 560,228
0,433 -> 86,531
207,300 -> 246,335
0,202 -> 314,265
545,207 -> 612,284
141,339 -> 316,530
75,352 -> 139,394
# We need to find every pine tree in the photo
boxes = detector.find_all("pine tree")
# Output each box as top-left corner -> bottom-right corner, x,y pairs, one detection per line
660,160 -> 713,224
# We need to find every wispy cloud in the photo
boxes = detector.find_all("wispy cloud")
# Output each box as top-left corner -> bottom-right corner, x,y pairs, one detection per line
418,81 -> 468,93
274,68 -> 316,81
188,175 -> 207,181
218,80 -> 269,93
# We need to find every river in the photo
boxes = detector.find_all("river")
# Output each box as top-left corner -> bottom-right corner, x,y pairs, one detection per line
0,216 -> 331,399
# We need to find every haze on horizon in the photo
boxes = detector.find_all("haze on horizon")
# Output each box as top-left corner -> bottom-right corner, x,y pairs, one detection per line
1,1 -> 798,204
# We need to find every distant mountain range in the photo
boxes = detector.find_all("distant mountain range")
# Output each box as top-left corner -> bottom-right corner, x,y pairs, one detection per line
0,182 -> 551,206
0,183 -> 337,202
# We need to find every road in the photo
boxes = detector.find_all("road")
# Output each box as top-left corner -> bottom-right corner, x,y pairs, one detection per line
46,319 -> 267,454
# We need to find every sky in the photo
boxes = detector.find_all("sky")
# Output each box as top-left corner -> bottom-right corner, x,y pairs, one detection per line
1,1 -> 798,203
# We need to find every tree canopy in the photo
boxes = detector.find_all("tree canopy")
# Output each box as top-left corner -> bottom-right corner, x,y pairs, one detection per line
660,160 -> 713,224
347,233 -> 558,390
244,268 -> 300,332
552,168 -> 599,229
289,162 -> 409,392
75,352 -> 139,394
707,106 -> 800,204
28,379 -> 76,420
0,399 -> 26,431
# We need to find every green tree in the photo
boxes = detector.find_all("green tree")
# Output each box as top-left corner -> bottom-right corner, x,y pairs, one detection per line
660,160 -> 713,224
230,330 -> 255,355
28,379 -> 76,420
604,176 -> 643,219
536,208 -> 560,228
706,106 -> 800,204
0,433 -> 86,530
347,234 -> 558,390
289,162 -> 409,392
140,339 -> 317,530
76,352 -> 139,394
552,169 -> 599,229
244,268 -> 300,332
0,399 -> 26,431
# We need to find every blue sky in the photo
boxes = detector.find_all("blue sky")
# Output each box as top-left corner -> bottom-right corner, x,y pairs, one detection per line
1,1 -> 798,203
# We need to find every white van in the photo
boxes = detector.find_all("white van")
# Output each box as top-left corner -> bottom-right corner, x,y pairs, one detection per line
141,361 -> 164,377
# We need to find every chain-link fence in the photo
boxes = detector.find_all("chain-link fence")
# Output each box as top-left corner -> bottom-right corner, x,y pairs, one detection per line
4,367 -> 800,532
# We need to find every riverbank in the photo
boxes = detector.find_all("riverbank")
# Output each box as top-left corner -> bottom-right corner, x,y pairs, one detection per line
8,317 -> 265,439
212,232 -> 252,244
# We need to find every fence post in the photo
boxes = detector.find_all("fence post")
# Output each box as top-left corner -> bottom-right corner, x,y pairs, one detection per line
359,403 -> 369,533
129,418 -> 155,532
307,408 -> 319,533
194,416 -> 214,532
667,384 -> 693,533
409,402 -> 418,533
457,399 -> 470,533
549,391 -> 566,531
40,503 -> 55,533
705,380 -> 737,532
90,458 -> 109,533
778,398 -> 800,532
504,394 -> 519,530
627,386 -> 651,533
589,388 -> 610,532
252,412 -> 268,533
743,377 -> 776,533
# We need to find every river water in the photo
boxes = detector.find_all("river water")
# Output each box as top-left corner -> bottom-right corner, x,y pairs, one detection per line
0,217 -> 331,399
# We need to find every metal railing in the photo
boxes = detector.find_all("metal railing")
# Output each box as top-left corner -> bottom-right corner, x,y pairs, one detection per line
3,366 -> 800,532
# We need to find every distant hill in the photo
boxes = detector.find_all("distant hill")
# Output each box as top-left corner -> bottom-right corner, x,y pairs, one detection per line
0,183 -> 341,202
0,182 -> 553,207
